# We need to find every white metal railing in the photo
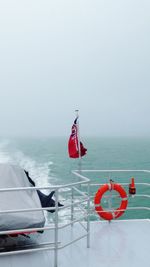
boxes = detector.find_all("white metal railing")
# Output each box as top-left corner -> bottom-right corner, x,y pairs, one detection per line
0,169 -> 149,267
0,173 -> 90,267
73,169 -> 150,221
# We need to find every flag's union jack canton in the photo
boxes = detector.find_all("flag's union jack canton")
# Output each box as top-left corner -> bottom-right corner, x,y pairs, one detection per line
68,117 -> 87,158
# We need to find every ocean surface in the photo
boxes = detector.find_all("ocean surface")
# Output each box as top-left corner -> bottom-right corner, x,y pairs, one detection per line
0,137 -> 149,221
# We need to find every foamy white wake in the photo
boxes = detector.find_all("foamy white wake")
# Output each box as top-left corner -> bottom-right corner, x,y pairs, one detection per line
0,139 -> 75,224
0,139 -> 53,188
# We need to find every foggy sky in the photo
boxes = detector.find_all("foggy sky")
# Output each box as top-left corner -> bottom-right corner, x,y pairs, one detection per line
0,0 -> 150,137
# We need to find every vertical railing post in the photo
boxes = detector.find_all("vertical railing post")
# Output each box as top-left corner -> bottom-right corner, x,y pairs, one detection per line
87,182 -> 90,248
54,188 -> 59,267
71,187 -> 74,226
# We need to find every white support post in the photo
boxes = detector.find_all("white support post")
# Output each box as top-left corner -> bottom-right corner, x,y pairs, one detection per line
87,182 -> 90,248
54,189 -> 59,267
71,187 -> 74,227
75,109 -> 81,162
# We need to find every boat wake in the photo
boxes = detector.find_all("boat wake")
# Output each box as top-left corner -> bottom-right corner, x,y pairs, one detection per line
0,139 -> 53,187
0,139 -> 85,224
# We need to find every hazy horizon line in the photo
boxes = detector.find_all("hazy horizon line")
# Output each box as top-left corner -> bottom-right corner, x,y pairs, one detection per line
1,135 -> 150,139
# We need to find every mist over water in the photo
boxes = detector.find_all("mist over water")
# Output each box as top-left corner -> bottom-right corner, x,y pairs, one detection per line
0,1 -> 150,138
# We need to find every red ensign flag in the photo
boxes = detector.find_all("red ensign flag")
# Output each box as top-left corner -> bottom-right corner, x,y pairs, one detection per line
68,118 -> 87,158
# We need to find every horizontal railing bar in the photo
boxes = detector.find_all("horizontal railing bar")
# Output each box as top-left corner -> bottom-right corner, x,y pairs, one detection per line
127,206 -> 150,211
91,207 -> 150,212
0,180 -> 89,193
77,169 -> 150,173
0,245 -> 57,256
132,183 -> 150,186
1,241 -> 61,250
0,225 -> 55,236
0,206 -> 60,214
133,194 -> 150,198
89,194 -> 150,199
90,182 -> 150,187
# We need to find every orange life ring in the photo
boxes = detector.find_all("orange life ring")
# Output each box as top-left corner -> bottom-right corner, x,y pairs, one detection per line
94,183 -> 128,220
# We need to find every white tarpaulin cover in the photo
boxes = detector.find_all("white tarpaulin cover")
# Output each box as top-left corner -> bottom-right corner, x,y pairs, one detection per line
0,163 -> 45,231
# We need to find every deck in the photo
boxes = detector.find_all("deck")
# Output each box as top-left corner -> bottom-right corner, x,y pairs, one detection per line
0,219 -> 149,267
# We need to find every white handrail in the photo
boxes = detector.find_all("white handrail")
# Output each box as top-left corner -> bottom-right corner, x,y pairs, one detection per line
0,172 -> 90,267
0,168 -> 149,267
77,169 -> 150,172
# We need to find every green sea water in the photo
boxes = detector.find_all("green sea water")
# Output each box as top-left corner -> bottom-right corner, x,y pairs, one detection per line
0,137 -> 149,221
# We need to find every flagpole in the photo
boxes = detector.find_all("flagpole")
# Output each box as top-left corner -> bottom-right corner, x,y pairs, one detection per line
75,110 -> 82,171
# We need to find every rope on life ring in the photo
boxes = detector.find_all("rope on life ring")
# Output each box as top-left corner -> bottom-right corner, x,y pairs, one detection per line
94,183 -> 128,220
